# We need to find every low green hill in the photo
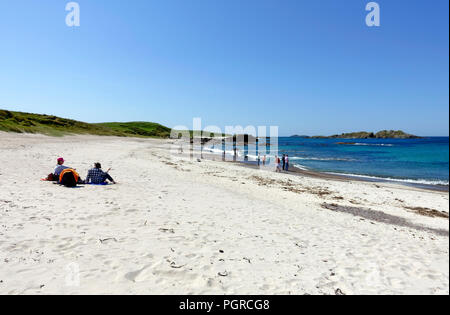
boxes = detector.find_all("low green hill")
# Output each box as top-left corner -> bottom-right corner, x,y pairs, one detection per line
0,109 -> 171,138
95,122 -> 171,138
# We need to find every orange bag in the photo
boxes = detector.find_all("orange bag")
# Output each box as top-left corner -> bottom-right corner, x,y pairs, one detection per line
59,169 -> 80,183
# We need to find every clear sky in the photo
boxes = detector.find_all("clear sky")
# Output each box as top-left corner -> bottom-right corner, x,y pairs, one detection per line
0,0 -> 448,136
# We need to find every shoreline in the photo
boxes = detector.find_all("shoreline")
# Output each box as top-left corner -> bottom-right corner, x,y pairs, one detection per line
202,136 -> 449,192
197,150 -> 449,193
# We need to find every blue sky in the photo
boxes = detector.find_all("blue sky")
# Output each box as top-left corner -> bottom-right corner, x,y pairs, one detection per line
0,0 -> 448,136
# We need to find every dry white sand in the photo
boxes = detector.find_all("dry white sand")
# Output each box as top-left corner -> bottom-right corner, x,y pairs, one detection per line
0,132 -> 448,295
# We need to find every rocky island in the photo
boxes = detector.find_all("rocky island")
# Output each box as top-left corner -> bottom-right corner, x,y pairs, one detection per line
291,130 -> 421,139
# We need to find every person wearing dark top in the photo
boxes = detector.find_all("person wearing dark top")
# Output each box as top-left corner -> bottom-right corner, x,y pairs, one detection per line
85,163 -> 116,184
285,155 -> 290,172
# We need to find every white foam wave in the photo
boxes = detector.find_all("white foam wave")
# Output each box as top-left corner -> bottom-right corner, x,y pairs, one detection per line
352,143 -> 394,147
204,147 -> 242,157
290,157 -> 354,162
326,172 -> 449,186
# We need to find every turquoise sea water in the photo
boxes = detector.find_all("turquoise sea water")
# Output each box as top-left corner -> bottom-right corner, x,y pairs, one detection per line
206,137 -> 449,186
276,137 -> 449,186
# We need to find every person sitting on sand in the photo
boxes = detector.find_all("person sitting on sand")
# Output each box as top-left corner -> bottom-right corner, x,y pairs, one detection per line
54,157 -> 70,177
85,162 -> 116,185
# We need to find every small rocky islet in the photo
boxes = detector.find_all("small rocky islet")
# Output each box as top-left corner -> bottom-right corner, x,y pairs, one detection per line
291,130 -> 421,139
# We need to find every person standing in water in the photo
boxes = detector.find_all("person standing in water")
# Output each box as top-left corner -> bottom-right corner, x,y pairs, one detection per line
285,154 -> 290,172
275,156 -> 281,172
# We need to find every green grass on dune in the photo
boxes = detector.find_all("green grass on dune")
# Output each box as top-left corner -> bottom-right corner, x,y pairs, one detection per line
95,122 -> 171,138
0,109 -> 118,136
0,109 -> 171,138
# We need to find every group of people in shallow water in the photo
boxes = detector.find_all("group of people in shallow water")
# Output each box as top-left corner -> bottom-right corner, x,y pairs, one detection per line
48,157 -> 116,187
275,154 -> 289,172
256,154 -> 289,172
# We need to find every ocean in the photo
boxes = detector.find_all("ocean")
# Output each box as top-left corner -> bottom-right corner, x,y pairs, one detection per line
205,136 -> 449,187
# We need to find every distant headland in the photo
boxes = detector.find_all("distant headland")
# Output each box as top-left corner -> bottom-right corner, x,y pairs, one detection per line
291,130 -> 422,139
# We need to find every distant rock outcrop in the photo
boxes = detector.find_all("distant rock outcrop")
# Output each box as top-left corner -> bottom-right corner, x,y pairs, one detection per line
291,130 -> 421,139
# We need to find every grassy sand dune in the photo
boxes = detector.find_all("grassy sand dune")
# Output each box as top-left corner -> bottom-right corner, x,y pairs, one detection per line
95,122 -> 171,138
0,109 -> 171,138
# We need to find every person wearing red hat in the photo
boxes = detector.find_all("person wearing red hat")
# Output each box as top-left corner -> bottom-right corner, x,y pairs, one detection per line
54,157 -> 71,177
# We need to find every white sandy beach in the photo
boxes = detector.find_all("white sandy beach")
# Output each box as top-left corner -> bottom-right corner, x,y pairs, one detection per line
0,132 -> 448,295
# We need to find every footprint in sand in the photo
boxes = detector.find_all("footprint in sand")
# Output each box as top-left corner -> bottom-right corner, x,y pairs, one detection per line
125,264 -> 154,282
